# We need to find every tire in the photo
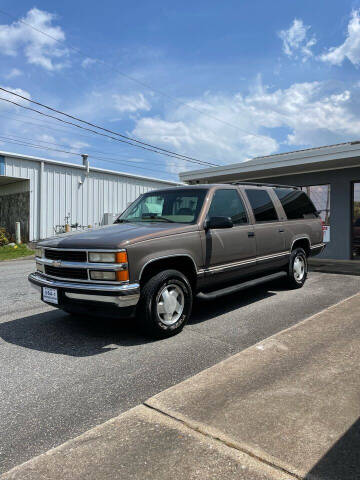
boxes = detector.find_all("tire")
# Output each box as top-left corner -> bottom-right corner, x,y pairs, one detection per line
136,269 -> 193,338
285,247 -> 308,289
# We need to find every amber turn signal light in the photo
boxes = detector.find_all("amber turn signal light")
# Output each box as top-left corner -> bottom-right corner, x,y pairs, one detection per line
116,251 -> 128,263
116,270 -> 129,282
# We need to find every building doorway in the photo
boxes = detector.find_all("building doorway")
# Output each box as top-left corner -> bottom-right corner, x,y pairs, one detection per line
352,182 -> 360,259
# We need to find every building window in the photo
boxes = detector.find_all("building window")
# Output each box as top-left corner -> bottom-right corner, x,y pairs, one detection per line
245,189 -> 278,222
301,185 -> 330,242
352,183 -> 360,259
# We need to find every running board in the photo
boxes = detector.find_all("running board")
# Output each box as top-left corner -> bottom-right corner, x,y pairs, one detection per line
196,271 -> 287,301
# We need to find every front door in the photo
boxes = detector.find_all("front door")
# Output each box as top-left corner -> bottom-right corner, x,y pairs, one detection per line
202,188 -> 256,284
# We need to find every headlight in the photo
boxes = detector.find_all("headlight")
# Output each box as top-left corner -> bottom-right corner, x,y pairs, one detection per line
88,252 -> 116,263
89,271 -> 116,280
35,247 -> 43,258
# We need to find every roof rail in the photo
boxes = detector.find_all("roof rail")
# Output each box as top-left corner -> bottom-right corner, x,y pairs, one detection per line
229,181 -> 300,189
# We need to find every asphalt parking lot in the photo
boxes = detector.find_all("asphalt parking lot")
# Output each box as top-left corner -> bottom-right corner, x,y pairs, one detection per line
1,258 -> 360,474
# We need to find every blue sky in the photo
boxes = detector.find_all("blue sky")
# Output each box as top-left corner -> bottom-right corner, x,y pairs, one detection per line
0,1 -> 360,180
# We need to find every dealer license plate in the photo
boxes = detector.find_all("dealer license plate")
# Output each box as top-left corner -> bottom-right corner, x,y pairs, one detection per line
43,287 -> 58,304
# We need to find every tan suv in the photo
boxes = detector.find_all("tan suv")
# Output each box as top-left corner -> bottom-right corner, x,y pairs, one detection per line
29,183 -> 325,337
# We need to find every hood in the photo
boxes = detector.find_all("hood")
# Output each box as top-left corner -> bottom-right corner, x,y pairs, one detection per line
38,222 -> 197,249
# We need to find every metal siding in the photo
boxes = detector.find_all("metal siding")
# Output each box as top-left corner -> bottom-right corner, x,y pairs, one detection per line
3,155 -> 177,240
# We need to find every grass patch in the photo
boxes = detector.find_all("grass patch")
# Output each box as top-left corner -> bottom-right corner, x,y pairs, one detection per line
0,244 -> 34,261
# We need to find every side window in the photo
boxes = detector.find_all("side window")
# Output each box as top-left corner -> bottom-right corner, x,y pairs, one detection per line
208,189 -> 248,225
274,188 -> 318,220
245,189 -> 278,222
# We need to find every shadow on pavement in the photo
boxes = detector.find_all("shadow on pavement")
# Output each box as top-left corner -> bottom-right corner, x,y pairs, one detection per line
0,282 -> 281,357
190,283 -> 278,325
306,417 -> 360,480
0,310 -> 153,356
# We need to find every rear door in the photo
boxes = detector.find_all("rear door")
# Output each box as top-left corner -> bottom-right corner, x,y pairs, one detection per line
243,187 -> 288,270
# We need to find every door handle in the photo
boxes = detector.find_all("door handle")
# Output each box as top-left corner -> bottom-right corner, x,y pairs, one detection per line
248,231 -> 255,237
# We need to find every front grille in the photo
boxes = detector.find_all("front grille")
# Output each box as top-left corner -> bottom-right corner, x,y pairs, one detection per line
45,265 -> 88,280
45,249 -> 87,262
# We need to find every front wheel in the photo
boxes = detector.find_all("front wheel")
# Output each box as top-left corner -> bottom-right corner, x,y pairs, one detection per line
285,248 -> 308,289
136,269 -> 193,338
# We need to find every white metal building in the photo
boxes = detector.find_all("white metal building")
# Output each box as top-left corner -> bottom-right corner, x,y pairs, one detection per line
0,151 -> 178,241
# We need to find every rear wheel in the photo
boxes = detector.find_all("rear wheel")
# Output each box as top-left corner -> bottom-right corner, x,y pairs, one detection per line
137,269 -> 193,338
285,248 -> 308,289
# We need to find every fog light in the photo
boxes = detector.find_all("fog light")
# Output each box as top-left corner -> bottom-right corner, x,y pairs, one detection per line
90,270 -> 116,280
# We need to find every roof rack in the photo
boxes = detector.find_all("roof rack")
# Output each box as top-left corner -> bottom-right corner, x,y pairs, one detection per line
229,181 -> 300,189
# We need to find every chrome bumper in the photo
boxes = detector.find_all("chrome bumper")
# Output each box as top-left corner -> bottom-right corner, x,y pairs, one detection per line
28,272 -> 140,308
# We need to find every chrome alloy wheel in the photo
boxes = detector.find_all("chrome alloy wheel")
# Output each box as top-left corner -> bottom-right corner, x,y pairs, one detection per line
293,255 -> 305,281
156,283 -> 185,326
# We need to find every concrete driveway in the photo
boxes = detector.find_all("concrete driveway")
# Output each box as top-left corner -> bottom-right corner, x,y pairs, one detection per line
1,258 -> 360,474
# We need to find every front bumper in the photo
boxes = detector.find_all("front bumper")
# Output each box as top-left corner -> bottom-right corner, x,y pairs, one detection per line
28,272 -> 140,308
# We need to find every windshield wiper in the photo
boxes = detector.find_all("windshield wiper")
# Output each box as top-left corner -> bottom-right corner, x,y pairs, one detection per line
141,215 -> 175,223
114,219 -> 128,223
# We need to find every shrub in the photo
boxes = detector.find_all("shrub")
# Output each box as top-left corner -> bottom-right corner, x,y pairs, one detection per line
0,227 -> 9,246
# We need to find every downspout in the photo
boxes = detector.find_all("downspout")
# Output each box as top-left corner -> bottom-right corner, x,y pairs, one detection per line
38,161 -> 44,240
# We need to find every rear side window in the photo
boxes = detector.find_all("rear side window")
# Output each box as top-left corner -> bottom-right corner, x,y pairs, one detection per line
208,189 -> 248,225
245,189 -> 278,222
274,188 -> 318,220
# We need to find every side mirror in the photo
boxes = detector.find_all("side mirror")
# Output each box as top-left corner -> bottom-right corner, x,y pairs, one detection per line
205,216 -> 233,230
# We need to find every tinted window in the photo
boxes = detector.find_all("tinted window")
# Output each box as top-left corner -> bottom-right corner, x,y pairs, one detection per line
208,189 -> 248,225
274,188 -> 318,220
245,189 -> 278,222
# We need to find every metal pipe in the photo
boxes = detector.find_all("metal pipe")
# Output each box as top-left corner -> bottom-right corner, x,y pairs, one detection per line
15,222 -> 21,244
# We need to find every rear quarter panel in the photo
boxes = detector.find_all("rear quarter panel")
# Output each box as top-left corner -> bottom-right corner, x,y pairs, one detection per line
283,218 -> 323,250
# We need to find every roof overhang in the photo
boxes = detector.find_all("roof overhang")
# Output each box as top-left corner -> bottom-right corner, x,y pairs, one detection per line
179,142 -> 360,184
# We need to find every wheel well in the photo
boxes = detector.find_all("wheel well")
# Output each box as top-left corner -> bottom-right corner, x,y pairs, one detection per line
140,256 -> 197,288
292,238 -> 310,256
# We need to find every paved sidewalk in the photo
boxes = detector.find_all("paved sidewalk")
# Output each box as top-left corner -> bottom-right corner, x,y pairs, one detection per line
3,293 -> 360,480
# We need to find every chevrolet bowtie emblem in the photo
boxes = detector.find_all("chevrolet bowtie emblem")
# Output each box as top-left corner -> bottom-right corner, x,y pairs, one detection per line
53,260 -> 62,267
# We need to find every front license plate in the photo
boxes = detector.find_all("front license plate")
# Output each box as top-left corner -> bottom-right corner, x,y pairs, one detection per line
43,287 -> 58,304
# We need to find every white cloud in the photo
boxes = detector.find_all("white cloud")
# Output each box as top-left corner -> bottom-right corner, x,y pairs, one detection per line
69,140 -> 90,151
0,8 -> 68,71
81,58 -> 97,68
71,90 -> 152,122
4,68 -> 22,79
112,93 -> 151,113
320,9 -> 360,66
279,19 -> 316,62
132,80 -> 360,172
0,85 -> 31,111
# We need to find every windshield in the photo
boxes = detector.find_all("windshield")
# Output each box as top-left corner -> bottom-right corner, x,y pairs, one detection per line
116,189 -> 207,224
